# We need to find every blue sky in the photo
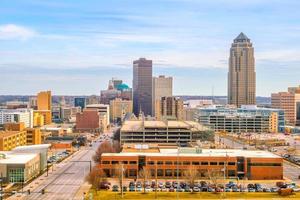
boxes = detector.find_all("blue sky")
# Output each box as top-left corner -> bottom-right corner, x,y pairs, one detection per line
1,0 -> 300,96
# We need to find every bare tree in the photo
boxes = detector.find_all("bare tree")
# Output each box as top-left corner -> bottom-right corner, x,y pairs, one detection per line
183,166 -> 200,188
93,141 -> 120,163
207,169 -> 223,190
138,167 -> 151,193
86,166 -> 106,190
113,164 -> 126,197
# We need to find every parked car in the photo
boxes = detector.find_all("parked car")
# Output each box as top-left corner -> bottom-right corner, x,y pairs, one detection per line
112,185 -> 119,192
129,186 -> 135,192
192,187 -> 200,192
165,181 -> 172,188
145,186 -> 152,192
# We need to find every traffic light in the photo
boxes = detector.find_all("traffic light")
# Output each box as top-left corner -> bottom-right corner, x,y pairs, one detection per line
41,189 -> 45,194
27,189 -> 30,195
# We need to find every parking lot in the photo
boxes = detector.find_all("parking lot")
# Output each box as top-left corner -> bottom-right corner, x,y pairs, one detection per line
99,179 -> 300,194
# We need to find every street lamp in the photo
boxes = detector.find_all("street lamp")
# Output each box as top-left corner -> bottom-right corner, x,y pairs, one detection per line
176,139 -> 180,200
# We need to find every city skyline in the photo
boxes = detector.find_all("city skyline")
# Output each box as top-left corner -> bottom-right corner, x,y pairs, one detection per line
1,0 -> 300,96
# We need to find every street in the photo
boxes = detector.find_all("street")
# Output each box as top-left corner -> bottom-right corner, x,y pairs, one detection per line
8,131 -> 113,200
215,134 -> 300,184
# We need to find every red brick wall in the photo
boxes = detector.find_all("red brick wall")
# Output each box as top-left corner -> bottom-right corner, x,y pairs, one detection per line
76,110 -> 100,130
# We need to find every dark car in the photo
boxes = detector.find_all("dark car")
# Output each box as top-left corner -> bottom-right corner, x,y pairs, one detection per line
165,181 -> 172,188
99,181 -> 110,190
112,185 -> 119,192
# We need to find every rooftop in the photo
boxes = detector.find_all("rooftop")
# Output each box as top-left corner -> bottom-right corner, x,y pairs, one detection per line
121,120 -> 210,131
0,152 -> 38,164
0,131 -> 25,138
103,148 -> 281,159
234,32 -> 250,43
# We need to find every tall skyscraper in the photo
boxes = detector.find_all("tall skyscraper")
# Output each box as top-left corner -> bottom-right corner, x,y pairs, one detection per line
37,91 -> 51,110
228,32 -> 256,107
152,75 -> 173,115
133,58 -> 153,116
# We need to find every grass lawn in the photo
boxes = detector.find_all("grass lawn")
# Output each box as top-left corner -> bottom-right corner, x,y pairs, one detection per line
87,190 -> 300,200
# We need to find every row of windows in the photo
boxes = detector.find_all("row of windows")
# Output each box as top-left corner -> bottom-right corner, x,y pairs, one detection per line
102,160 -> 236,166
249,163 -> 282,166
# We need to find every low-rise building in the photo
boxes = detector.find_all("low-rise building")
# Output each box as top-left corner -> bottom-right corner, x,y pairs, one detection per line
195,105 -> 284,133
0,152 -> 40,183
99,147 -> 283,180
76,109 -> 103,133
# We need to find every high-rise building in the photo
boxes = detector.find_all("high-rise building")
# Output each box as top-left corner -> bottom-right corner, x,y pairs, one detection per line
271,86 -> 300,126
74,97 -> 86,110
152,75 -> 173,114
155,96 -> 183,120
37,91 -> 51,110
110,98 -> 133,123
228,33 -> 256,107
133,58 -> 153,116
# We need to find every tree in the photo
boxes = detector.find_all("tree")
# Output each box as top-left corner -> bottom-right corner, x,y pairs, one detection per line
93,141 -> 120,163
86,166 -> 106,190
113,164 -> 126,197
138,167 -> 151,193
183,166 -> 200,188
207,169 -> 223,190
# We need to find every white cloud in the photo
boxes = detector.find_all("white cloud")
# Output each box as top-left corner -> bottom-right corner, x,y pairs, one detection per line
0,24 -> 37,41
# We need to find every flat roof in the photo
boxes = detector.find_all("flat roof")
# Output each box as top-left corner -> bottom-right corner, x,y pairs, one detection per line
102,148 -> 281,159
0,131 -> 25,138
121,120 -> 209,131
0,152 -> 38,164
13,144 -> 51,151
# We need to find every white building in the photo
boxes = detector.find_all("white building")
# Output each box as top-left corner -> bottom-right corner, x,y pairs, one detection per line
0,108 -> 34,128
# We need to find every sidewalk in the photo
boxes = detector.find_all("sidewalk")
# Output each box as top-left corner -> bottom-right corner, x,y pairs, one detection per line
73,182 -> 92,200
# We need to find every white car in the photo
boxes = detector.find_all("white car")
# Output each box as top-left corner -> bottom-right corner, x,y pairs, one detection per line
145,187 -> 152,192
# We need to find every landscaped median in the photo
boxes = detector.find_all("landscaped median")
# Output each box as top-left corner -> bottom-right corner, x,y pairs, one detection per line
87,190 -> 300,200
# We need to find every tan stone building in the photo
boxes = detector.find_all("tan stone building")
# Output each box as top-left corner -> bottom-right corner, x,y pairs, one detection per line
228,33 -> 256,107
152,75 -> 173,115
271,87 -> 300,125
155,96 -> 183,120
109,98 -> 133,123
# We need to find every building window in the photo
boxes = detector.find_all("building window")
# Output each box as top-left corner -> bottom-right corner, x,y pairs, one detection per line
102,161 -> 110,164
228,170 -> 236,176
228,162 -> 236,166
157,161 -> 163,165
201,162 -> 208,165
174,161 -> 182,165
129,161 -> 137,164
9,168 -> 24,183
122,161 -> 128,164
183,161 -> 190,165
165,161 -> 173,165
192,161 -> 200,165
219,162 -> 225,165
112,161 -> 119,164
129,169 -> 137,177
165,169 -> 172,177
210,162 -> 218,165
157,169 -> 163,176
148,161 -> 155,165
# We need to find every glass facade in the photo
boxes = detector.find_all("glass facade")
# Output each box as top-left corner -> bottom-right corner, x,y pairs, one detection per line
9,168 -> 24,183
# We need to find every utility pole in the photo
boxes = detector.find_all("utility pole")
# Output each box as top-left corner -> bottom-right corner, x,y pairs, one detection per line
0,173 -> 3,200
176,139 -> 179,200
155,161 -> 157,199
121,163 -> 124,199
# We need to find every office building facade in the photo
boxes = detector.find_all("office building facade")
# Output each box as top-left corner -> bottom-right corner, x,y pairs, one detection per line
74,97 -> 86,110
110,98 -> 133,123
195,105 -> 284,133
99,147 -> 283,180
0,109 -> 34,128
155,96 -> 184,120
133,58 -> 153,116
152,75 -> 173,114
228,33 -> 256,107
